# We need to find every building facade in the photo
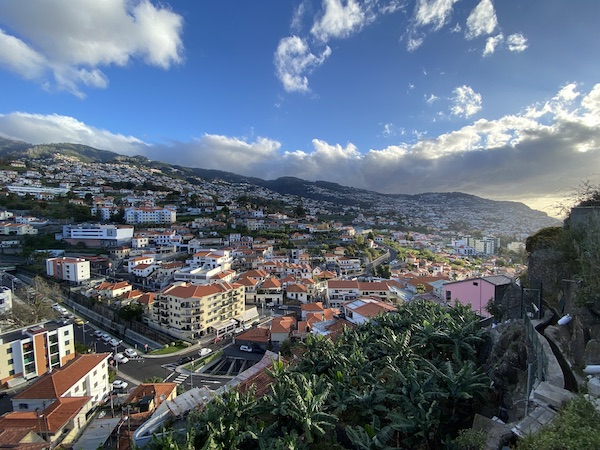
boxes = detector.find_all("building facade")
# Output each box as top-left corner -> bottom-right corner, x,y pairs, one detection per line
0,321 -> 76,387
151,281 -> 245,340
46,257 -> 91,284
61,224 -> 134,247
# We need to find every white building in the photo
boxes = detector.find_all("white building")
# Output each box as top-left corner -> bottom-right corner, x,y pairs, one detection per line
0,321 -> 76,387
124,206 -> 176,224
61,224 -> 134,247
0,286 -> 12,314
46,257 -> 91,284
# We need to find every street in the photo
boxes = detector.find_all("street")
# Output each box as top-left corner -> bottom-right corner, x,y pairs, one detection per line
73,321 -> 232,390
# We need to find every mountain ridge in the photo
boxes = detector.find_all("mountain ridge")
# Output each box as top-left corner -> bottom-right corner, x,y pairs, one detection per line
0,138 -> 561,230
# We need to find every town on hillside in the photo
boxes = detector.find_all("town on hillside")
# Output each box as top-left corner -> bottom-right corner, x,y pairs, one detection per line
0,154 -> 572,449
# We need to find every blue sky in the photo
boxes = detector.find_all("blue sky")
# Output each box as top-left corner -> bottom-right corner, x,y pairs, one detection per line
0,0 -> 599,217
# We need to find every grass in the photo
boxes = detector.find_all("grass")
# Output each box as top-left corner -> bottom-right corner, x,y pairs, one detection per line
185,350 -> 222,372
150,343 -> 189,355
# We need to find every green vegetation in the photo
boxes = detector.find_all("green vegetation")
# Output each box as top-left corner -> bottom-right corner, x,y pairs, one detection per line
517,396 -> 600,450
148,301 -> 491,449
526,182 -> 600,307
150,341 -> 189,355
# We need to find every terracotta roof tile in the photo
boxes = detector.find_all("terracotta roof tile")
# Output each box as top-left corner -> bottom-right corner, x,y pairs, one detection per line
13,354 -> 110,400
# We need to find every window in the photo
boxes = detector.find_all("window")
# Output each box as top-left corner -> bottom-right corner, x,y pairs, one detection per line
94,381 -> 98,388
75,385 -> 80,392
93,369 -> 97,376
19,403 -> 28,410
65,340 -> 70,345
64,330 -> 69,336
66,350 -> 71,355
9,369 -> 15,376
7,359 -> 13,365
6,347 -> 12,354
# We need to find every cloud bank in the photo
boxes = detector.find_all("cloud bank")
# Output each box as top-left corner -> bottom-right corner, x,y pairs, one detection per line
0,0 -> 184,97
1,83 -> 599,215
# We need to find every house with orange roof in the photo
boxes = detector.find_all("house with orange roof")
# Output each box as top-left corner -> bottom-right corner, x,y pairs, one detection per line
285,283 -> 308,304
342,297 -> 398,325
234,326 -> 270,352
270,316 -> 296,345
127,255 -> 156,273
237,269 -> 270,282
134,292 -> 156,316
253,277 -> 283,305
93,281 -> 133,299
11,353 -> 111,411
0,425 -> 47,449
0,396 -> 93,447
124,382 -> 177,414
131,263 -> 157,279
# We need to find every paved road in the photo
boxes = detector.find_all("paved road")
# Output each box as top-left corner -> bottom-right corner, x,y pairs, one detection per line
73,322 -> 237,390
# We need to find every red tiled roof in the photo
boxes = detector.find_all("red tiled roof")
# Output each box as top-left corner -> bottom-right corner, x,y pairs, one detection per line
236,327 -> 270,343
270,316 -> 296,334
125,383 -> 176,406
0,396 -> 91,433
13,354 -> 110,400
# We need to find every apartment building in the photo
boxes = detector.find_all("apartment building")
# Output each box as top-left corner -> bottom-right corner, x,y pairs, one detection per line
61,223 -> 134,247
124,206 -> 176,224
45,257 -> 91,284
1,353 -> 111,446
152,281 -> 245,341
0,321 -> 76,387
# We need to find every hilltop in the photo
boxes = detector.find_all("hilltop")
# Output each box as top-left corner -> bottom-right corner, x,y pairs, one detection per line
0,139 -> 560,235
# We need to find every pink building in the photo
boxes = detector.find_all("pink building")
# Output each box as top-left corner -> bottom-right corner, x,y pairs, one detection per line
442,275 -> 512,317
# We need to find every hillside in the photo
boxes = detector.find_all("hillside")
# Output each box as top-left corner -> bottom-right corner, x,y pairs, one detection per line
0,138 -> 560,234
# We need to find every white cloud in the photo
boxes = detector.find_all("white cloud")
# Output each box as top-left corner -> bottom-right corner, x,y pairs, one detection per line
0,0 -> 184,97
310,0 -> 369,42
4,83 -> 600,212
291,2 -> 308,34
450,85 -> 482,117
274,36 -> 331,93
0,112 -> 147,154
0,29 -> 46,80
426,94 -> 439,104
413,0 -> 460,30
483,33 -> 504,56
465,0 -> 498,40
506,33 -> 528,52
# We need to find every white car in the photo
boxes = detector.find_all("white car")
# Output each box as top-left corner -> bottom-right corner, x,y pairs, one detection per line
109,338 -> 121,348
198,348 -> 213,357
124,348 -> 138,358
94,330 -> 104,338
114,353 -> 129,364
112,380 -> 128,390
239,345 -> 253,353
101,334 -> 112,342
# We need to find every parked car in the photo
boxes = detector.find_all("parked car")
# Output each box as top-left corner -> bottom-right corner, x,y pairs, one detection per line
74,318 -> 85,326
94,330 -> 104,338
233,327 -> 243,334
101,334 -> 112,342
112,380 -> 128,390
114,353 -> 129,364
239,345 -> 253,352
198,348 -> 213,357
109,338 -> 121,348
124,348 -> 138,358
177,356 -> 193,365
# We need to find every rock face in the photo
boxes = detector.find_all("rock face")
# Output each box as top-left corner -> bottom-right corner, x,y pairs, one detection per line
487,322 -> 530,417
584,340 -> 600,366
